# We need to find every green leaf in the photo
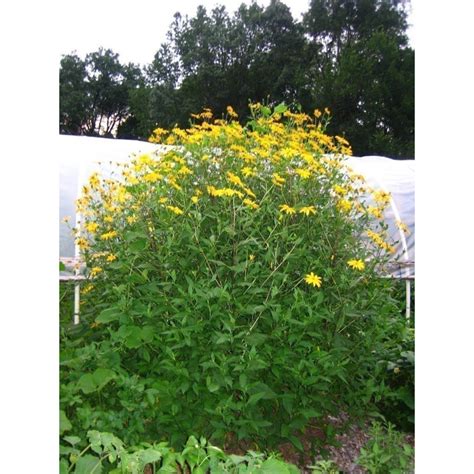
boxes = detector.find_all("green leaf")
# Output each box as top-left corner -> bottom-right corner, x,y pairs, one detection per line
77,369 -> 115,394
239,373 -> 248,390
206,376 -> 220,393
60,410 -> 72,435
77,373 -> 96,394
88,430 -> 104,455
215,334 -> 231,344
288,434 -> 304,452
247,332 -> 268,346
274,103 -> 287,115
60,445 -> 79,456
59,458 -> 69,474
59,261 -> 66,271
397,387 -> 414,409
129,238 -> 147,252
247,392 -> 266,405
96,307 -> 122,324
228,454 -> 248,465
92,368 -> 116,391
124,326 -> 143,349
380,453 -> 393,464
124,230 -> 145,242
141,326 -> 155,344
74,454 -> 102,474
401,350 -> 415,364
139,448 -> 163,464
63,436 -> 82,446
300,408 -> 321,420
260,458 -> 295,473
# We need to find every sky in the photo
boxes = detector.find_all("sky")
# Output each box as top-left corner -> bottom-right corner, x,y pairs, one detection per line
58,0 -> 414,67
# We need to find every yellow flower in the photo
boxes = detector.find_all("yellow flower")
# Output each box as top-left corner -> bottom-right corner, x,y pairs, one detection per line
227,171 -> 244,188
207,185 -> 218,197
90,266 -> 103,277
75,237 -> 89,249
207,186 -> 243,198
367,230 -> 395,253
191,195 -> 200,204
367,206 -> 383,219
171,128 -> 188,140
272,173 -> 285,187
159,197 -> 168,204
299,206 -> 316,216
136,153 -> 153,167
201,108 -> 213,120
167,177 -> 182,191
347,259 -> 365,271
88,172 -> 100,189
82,283 -> 94,295
335,135 -> 350,146
106,254 -> 117,262
166,205 -> 184,215
241,166 -> 255,177
396,220 -> 410,234
333,184 -> 347,196
85,222 -> 99,233
304,272 -> 322,288
243,198 -> 259,209
295,168 -> 311,179
249,254 -> 255,261
143,172 -> 163,183
279,204 -> 296,215
230,144 -> 246,154
372,190 -> 391,205
126,215 -> 138,224
178,165 -> 192,176
91,251 -> 108,260
314,109 -> 322,118
336,199 -> 352,213
100,230 -> 118,240
226,105 -> 238,119
243,186 -> 256,199
149,127 -> 167,143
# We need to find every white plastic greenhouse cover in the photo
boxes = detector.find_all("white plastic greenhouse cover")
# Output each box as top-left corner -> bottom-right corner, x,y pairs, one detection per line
59,135 -> 167,257
345,156 -> 414,279
59,136 -> 414,278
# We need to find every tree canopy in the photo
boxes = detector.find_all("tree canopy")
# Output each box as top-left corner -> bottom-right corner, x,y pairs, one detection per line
59,0 -> 414,158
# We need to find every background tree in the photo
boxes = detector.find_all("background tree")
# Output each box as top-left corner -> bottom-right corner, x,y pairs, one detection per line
59,53 -> 89,135
60,48 -> 144,137
60,0 -> 414,157
303,0 -> 413,157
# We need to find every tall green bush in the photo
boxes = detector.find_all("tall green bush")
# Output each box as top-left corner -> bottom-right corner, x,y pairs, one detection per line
61,104 -> 406,450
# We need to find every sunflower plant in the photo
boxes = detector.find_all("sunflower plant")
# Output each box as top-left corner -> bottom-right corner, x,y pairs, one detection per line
62,103 -> 404,450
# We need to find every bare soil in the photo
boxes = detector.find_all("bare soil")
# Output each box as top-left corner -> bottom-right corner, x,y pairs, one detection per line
224,412 -> 414,473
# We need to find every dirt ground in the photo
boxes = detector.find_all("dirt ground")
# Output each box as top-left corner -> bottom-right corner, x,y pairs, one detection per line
226,412 -> 414,473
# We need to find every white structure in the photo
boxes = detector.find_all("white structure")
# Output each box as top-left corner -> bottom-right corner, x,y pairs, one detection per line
346,155 -> 415,280
59,135 -> 167,258
59,136 -> 414,321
